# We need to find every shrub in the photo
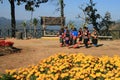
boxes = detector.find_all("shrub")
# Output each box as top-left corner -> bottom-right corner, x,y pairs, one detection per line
0,40 -> 14,47
2,53 -> 120,80
0,74 -> 15,80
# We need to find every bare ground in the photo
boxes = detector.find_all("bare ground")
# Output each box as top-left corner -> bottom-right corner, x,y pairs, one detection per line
0,38 -> 120,73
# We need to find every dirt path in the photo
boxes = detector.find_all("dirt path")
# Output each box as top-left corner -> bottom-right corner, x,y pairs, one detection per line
0,38 -> 120,73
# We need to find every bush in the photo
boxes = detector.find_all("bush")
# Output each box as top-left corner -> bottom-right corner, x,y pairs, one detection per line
0,40 -> 14,47
0,74 -> 15,80
2,53 -> 120,80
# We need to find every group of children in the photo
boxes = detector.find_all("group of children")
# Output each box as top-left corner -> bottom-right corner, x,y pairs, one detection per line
58,26 -> 98,48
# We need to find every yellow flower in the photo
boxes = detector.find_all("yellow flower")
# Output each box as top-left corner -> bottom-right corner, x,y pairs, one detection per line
19,74 -> 24,78
4,53 -> 120,80
13,75 -> 17,78
115,78 -> 120,80
80,75 -> 84,79
61,73 -> 69,78
90,74 -> 96,78
100,68 -> 104,72
70,78 -> 76,80
16,76 -> 21,80
23,71 -> 28,75
9,69 -> 16,75
40,67 -> 44,71
35,72 -> 40,77
5,70 -> 10,74
102,74 -> 106,78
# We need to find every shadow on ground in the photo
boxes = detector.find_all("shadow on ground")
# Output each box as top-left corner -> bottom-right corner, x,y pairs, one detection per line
0,47 -> 22,56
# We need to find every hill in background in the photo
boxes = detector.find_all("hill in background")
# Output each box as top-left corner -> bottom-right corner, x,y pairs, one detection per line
0,17 -> 120,30
0,17 -> 25,29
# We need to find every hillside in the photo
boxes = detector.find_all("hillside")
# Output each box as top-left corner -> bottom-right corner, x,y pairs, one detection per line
0,17 -> 25,29
0,17 -> 120,30
0,17 -> 58,30
0,17 -> 11,29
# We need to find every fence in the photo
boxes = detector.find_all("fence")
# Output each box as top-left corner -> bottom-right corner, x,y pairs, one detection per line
0,29 -> 120,39
0,29 -> 59,39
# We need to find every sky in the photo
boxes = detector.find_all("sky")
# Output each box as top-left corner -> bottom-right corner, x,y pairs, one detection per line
0,0 -> 120,21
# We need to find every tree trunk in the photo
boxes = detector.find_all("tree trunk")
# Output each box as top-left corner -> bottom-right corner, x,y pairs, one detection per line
34,26 -> 36,38
24,27 -> 27,39
60,0 -> 65,28
9,0 -> 16,38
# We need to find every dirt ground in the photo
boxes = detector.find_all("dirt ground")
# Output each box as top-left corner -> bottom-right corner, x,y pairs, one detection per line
0,38 -> 120,73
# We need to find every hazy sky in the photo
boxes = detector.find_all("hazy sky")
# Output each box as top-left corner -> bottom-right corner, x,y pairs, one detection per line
0,0 -> 120,21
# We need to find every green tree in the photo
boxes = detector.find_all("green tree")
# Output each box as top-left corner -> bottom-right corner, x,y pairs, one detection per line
84,0 -> 100,32
33,18 -> 38,38
100,12 -> 115,36
1,0 -> 48,38
78,5 -> 89,28
67,21 -> 75,29
22,21 -> 27,39
8,0 -> 16,38
0,0 -> 3,3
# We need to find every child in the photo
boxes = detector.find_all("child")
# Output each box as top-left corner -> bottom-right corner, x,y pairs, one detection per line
64,30 -> 70,47
91,27 -> 98,47
72,28 -> 79,48
86,27 -> 91,45
83,27 -> 89,48
72,28 -> 78,45
69,27 -> 74,45
78,28 -> 83,44
58,28 -> 64,47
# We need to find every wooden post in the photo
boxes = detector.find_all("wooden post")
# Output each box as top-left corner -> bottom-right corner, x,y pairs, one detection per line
42,25 -> 46,36
0,29 -> 1,36
119,30 -> 120,39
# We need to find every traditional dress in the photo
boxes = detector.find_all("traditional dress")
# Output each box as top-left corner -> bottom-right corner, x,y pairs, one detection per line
83,29 -> 89,48
78,28 -> 83,44
91,30 -> 98,47
59,28 -> 64,47
64,30 -> 70,46
72,29 -> 78,45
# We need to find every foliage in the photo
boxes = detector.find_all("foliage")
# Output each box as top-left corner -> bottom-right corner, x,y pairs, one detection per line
3,53 -> 120,80
78,0 -> 115,36
33,18 -> 38,27
99,12 -> 115,36
1,0 -> 48,37
67,21 -> 75,29
84,0 -> 100,32
0,0 -> 3,3
21,21 -> 27,28
16,0 -> 48,11
21,21 -> 27,39
32,18 -> 38,38
0,74 -> 15,80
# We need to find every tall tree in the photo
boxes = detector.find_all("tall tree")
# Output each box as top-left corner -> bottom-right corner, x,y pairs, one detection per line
22,21 -> 27,39
100,12 -> 114,36
60,0 -> 65,28
33,18 -> 38,38
84,0 -> 100,32
0,0 -> 3,3
78,6 -> 89,28
8,0 -> 16,38
1,0 -> 48,38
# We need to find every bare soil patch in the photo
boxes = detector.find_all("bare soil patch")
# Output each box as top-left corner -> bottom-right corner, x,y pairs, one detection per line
0,38 -> 120,73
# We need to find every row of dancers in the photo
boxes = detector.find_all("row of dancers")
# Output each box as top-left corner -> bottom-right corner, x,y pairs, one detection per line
58,26 -> 98,48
